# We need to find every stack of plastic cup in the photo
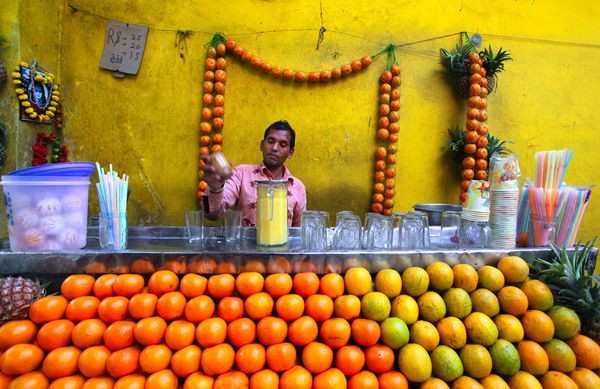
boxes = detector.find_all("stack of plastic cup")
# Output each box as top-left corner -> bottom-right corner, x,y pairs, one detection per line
488,154 -> 521,249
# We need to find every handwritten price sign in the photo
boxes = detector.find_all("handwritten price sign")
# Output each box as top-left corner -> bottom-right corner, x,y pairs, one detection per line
100,20 -> 148,75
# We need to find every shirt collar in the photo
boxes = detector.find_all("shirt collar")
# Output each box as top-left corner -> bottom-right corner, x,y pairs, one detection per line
257,163 -> 295,185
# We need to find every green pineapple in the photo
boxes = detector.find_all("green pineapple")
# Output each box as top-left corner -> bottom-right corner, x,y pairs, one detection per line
479,45 -> 512,92
445,126 -> 511,166
530,239 -> 600,341
439,33 -> 477,97
0,276 -> 46,323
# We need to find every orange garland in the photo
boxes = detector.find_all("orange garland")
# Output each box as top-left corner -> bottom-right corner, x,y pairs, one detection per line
459,52 -> 489,204
197,34 -> 398,216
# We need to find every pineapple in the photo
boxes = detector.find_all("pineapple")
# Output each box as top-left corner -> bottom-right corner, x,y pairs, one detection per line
479,45 -> 512,92
530,239 -> 600,341
0,276 -> 46,323
446,126 -> 511,167
440,33 -> 477,97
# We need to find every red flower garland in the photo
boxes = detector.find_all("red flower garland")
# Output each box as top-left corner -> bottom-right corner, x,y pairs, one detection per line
31,132 -> 69,166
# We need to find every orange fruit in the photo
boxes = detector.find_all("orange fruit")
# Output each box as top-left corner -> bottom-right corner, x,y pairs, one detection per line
164,320 -> 195,350
207,274 -> 235,298
426,262 -> 454,292
71,319 -> 106,350
493,314 -> 524,343
42,346 -> 81,379
264,273 -> 293,297
245,292 -> 274,320
497,286 -> 529,316
161,256 -> 187,274
364,344 -> 395,373
521,309 -> 555,343
97,296 -> 129,324
36,319 -> 75,351
266,256 -> 293,274
78,345 -> 110,378
171,344 -> 202,378
469,288 -> 500,317
402,267 -> 430,297
256,316 -> 287,346
279,365 -> 312,389
227,317 -> 256,347
477,265 -> 505,292
128,293 -> 157,319
147,270 -> 179,296
319,273 -> 345,298
569,367 -> 600,389
235,343 -> 266,374
351,318 -> 381,347
249,369 -> 279,389
65,295 -> 100,322
437,317 -> 467,349
332,295 -> 360,321
183,372 -> 214,389
217,296 -> 245,322
6,371 -> 48,388
496,256 -> 530,284
345,267 -> 373,296
105,346 -> 140,378
313,367 -> 347,389
61,274 -> 95,300
103,320 -> 135,351
275,294 -> 305,321
265,342 -> 296,372
378,371 -> 409,389
302,341 -> 333,374
288,315 -> 318,346
453,375 -> 485,388
348,370 -> 379,389
320,318 -> 351,349
0,319 -> 38,350
214,371 -> 249,389
184,295 -> 215,324
1,343 -> 44,375
48,375 -> 85,388
156,291 -> 186,320
200,343 -> 235,376
29,295 -> 69,324
130,257 -> 156,274
112,374 -> 145,389
133,316 -> 167,346
179,273 -> 207,298
235,272 -> 264,297
305,294 -> 334,321
479,374 -> 509,389
241,259 -> 267,273
145,369 -> 178,389
567,334 -> 600,369
195,317 -> 227,348
186,255 -> 217,274
139,344 -> 172,374
410,320 -> 441,352
540,371 -> 578,389
81,376 -> 115,389
452,263 -> 479,292
112,274 -> 145,297
293,272 -> 320,298
334,345 -> 365,375
519,279 -> 554,311
90,274 -> 118,299
543,338 -> 576,373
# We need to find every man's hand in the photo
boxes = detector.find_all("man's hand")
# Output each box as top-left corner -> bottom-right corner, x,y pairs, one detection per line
201,155 -> 227,191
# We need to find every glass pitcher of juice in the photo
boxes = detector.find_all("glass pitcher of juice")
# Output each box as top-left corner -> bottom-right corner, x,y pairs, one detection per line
256,180 -> 288,245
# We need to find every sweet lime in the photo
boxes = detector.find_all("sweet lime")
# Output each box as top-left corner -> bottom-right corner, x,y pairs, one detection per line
443,288 -> 472,319
464,312 -> 498,346
401,267 -> 429,297
430,345 -> 463,382
459,344 -> 492,379
417,291 -> 446,323
375,269 -> 402,298
488,339 -> 520,376
344,267 -> 372,296
547,306 -> 581,340
390,294 -> 419,325
380,317 -> 409,349
398,343 -> 432,383
361,291 -> 391,322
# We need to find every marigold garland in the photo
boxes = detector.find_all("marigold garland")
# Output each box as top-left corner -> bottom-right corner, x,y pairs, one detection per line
11,61 -> 60,123
196,33 -> 399,216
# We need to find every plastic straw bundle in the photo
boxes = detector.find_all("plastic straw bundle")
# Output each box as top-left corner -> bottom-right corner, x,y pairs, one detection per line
554,186 -> 592,246
533,149 -> 574,190
95,163 -> 129,249
516,184 -> 531,244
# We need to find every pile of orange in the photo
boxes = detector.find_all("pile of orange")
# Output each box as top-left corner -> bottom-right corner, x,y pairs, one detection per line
0,256 -> 598,388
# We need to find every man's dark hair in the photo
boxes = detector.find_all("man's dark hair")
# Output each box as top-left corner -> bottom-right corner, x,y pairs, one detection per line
263,120 -> 296,150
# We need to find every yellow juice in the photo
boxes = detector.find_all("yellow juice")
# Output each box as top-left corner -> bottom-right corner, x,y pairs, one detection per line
256,183 -> 288,246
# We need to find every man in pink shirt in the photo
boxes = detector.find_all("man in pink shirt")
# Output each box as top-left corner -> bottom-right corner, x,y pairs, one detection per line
202,120 -> 307,227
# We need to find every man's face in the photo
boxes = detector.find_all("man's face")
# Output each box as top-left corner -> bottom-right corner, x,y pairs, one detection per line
260,129 -> 294,169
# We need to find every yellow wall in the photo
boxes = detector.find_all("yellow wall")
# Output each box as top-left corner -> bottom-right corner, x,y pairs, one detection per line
1,0 -> 599,242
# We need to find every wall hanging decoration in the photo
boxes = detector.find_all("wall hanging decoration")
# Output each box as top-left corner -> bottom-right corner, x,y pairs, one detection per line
31,132 -> 69,166
11,61 -> 60,124
196,33 -> 400,215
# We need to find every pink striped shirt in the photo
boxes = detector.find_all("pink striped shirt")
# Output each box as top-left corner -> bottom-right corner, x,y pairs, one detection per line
206,163 -> 307,227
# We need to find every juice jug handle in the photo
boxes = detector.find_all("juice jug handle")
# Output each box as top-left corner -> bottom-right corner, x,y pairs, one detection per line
267,188 -> 274,221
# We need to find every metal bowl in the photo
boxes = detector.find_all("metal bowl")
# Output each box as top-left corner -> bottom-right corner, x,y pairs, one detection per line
413,203 -> 463,226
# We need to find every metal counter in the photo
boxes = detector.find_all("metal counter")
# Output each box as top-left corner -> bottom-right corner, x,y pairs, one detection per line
0,226 -> 596,277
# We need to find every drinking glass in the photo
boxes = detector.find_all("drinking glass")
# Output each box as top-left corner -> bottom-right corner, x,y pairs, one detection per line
185,210 -> 204,245
439,210 -> 461,249
460,219 -> 491,249
333,212 -> 362,250
400,214 -> 425,250
363,214 -> 393,250
527,214 -> 556,247
410,210 -> 431,248
99,212 -> 127,250
301,210 -> 328,250
223,209 -> 242,242
391,212 -> 406,249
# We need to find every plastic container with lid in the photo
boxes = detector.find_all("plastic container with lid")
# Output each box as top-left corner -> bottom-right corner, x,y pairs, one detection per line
1,174 -> 91,251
